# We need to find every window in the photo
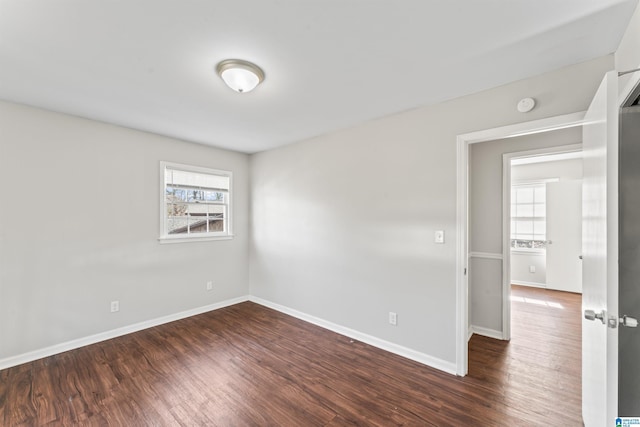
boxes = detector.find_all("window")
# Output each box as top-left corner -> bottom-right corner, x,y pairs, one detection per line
159,162 -> 232,242
511,183 -> 546,250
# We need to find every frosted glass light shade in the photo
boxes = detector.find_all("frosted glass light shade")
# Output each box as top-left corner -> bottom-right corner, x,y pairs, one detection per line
216,59 -> 264,93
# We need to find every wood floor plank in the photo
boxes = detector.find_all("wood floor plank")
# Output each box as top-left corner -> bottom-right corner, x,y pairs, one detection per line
0,285 -> 582,425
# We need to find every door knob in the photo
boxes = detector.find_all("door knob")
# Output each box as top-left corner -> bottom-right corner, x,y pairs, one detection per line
604,315 -> 638,329
620,315 -> 638,328
585,309 -> 606,324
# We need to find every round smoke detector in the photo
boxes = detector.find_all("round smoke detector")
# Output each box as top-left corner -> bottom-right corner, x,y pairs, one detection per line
517,97 -> 536,113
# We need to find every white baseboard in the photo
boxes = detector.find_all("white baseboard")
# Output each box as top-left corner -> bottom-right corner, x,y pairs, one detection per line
0,295 -> 250,371
249,296 -> 457,376
469,325 -> 505,340
511,280 -> 546,288
2,294 -> 459,376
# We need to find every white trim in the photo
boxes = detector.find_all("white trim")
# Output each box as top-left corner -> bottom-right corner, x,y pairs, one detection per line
469,325 -> 504,341
455,133 -> 469,376
511,280 -> 547,288
458,112 -> 586,144
511,178 -> 560,185
456,112 -> 586,377
0,295 -> 249,371
250,296 -> 458,376
469,251 -> 503,260
511,248 -> 546,256
158,235 -> 234,244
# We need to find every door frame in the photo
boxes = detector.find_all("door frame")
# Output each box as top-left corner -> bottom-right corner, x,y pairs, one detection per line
501,143 -> 582,340
455,112 -> 586,376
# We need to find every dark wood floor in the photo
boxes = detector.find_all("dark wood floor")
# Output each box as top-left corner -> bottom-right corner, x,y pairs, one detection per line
1,286 -> 581,426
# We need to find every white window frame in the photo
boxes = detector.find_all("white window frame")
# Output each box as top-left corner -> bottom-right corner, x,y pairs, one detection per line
159,161 -> 233,244
510,179 -> 557,253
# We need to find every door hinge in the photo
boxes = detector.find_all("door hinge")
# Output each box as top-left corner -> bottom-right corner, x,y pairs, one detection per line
464,268 -> 467,275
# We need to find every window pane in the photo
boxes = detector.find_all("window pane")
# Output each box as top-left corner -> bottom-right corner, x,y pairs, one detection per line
516,187 -> 534,203
209,204 -> 224,215
167,203 -> 189,234
209,204 -> 225,232
534,186 -> 545,203
166,187 -> 187,202
534,221 -> 546,234
187,190 -> 202,202
200,190 -> 223,202
515,220 -> 533,234
188,214 -> 208,234
188,203 -> 208,217
516,204 -> 533,217
209,219 -> 224,232
533,203 -> 546,217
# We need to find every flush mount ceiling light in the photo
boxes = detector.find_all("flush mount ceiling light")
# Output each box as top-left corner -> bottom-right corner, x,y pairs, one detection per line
216,59 -> 265,93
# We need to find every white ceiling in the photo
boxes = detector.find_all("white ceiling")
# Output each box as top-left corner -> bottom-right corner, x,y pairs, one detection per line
0,1 -> 637,153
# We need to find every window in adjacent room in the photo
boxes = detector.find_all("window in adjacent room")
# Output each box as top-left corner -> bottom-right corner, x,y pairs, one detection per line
159,161 -> 232,242
510,182 -> 547,250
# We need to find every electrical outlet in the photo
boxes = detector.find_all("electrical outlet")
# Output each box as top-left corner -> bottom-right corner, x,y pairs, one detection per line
389,312 -> 397,326
110,301 -> 120,313
206,281 -> 213,291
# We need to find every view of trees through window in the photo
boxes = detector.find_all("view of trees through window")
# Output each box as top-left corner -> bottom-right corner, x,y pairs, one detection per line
166,187 -> 226,234
161,163 -> 232,239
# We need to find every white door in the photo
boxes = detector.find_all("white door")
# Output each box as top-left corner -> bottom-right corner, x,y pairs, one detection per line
582,70 -> 619,426
546,180 -> 582,293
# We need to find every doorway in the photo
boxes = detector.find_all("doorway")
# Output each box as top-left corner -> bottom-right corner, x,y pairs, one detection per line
505,147 -> 584,341
463,128 -> 585,421
455,111 -> 586,376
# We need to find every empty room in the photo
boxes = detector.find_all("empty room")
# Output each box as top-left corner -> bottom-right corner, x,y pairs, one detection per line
2,1 -> 640,425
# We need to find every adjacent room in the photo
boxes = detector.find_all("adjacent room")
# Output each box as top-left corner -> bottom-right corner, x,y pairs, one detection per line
2,1 -> 640,425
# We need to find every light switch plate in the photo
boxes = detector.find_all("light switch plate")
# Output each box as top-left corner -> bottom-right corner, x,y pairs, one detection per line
435,230 -> 445,244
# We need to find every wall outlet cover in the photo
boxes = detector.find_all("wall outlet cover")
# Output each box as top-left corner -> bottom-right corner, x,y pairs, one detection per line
110,301 -> 120,313
389,312 -> 397,326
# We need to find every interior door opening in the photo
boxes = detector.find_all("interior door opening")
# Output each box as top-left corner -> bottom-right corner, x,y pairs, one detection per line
466,133 -> 585,421
507,149 -> 585,418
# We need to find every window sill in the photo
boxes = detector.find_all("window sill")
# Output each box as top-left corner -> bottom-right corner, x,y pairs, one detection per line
511,248 -> 545,255
158,234 -> 234,244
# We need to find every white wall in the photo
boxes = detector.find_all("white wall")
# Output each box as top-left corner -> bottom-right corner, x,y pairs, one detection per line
250,55 -> 613,366
510,252 -> 547,286
0,101 -> 250,363
510,158 -> 583,287
616,1 -> 640,96
469,128 -> 582,332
